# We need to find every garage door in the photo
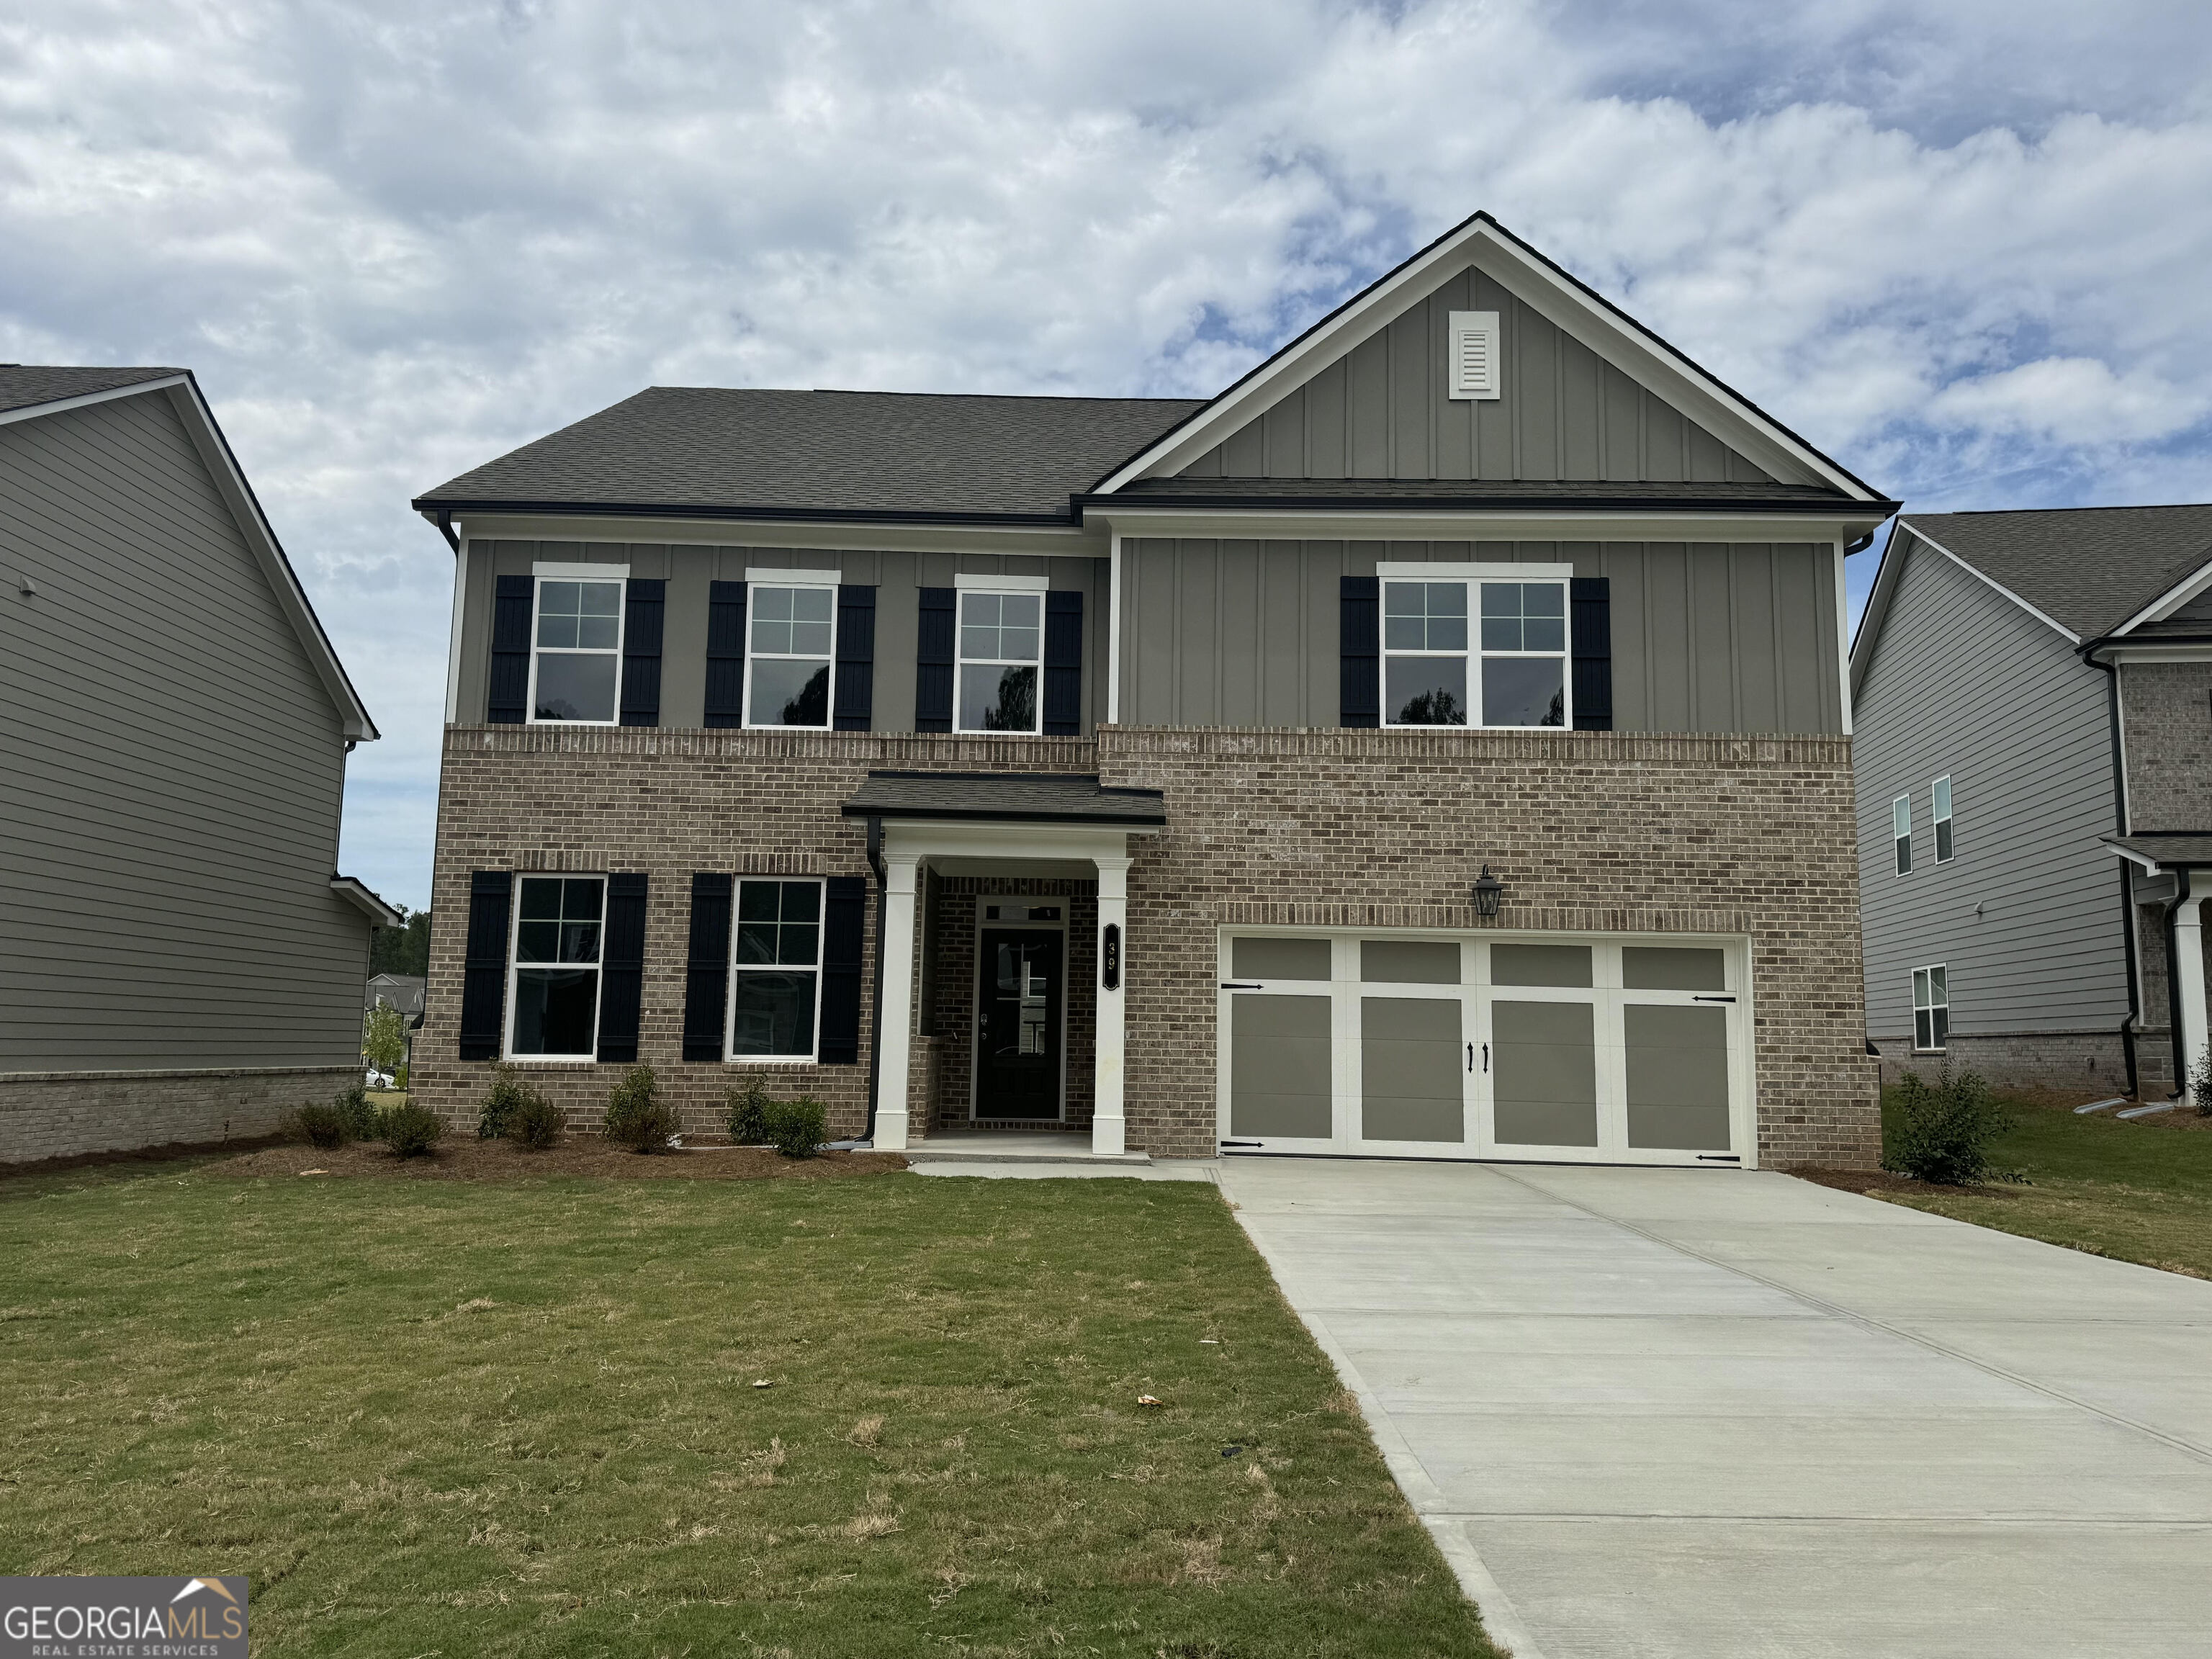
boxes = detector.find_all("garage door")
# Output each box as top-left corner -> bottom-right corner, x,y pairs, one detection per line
1218,931 -> 1749,1167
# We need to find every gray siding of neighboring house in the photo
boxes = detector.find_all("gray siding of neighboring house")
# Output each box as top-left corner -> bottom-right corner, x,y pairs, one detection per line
1853,536 -> 2124,1045
0,390 -> 370,1071
1179,263 -> 1777,484
454,541 -> 1110,733
1118,539 -> 1845,733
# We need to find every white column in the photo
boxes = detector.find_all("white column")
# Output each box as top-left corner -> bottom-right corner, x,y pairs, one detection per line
2177,888 -> 2208,1096
873,853 -> 920,1150
1092,854 -> 1131,1156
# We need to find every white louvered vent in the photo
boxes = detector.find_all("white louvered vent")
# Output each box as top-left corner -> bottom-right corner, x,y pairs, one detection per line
1447,310 -> 1501,400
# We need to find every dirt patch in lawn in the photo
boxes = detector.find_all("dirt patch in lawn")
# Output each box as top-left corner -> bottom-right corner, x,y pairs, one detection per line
204,1135 -> 908,1182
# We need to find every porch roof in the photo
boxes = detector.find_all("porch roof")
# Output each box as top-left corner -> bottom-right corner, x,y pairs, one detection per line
842,770 -> 1167,827
2106,833 -> 2212,870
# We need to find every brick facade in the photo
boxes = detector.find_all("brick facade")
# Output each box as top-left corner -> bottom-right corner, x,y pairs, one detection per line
2123,662 -> 2212,830
0,1065 -> 359,1166
418,724 -> 1879,1168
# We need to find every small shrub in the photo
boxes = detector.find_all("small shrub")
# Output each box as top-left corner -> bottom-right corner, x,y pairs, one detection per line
379,1102 -> 445,1159
332,1084 -> 379,1142
1883,1067 -> 2009,1185
727,1078 -> 774,1145
394,1063 -> 410,1092
288,1102 -> 346,1149
763,1095 -> 829,1160
508,1090 -> 562,1150
603,1064 -> 677,1154
2193,1046 -> 2212,1118
478,1062 -> 547,1141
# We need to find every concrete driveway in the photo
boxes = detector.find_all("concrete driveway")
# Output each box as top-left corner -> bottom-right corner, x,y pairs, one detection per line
1218,1157 -> 2212,1659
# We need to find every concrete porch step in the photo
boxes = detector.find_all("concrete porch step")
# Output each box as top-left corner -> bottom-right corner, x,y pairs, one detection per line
902,1133 -> 1151,1166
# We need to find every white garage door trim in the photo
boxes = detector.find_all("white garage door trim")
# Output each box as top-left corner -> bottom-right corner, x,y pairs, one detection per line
1215,926 -> 1758,1169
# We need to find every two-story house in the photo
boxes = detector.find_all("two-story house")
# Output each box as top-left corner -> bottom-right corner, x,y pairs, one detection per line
410,211 -> 1895,1169
1853,503 -> 2212,1098
1,366 -> 397,1164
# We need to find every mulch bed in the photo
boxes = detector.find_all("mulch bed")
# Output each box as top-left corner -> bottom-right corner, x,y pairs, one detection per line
204,1136 -> 908,1182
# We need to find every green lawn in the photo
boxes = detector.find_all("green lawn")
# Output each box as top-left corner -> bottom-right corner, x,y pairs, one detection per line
1872,1092 -> 2212,1279
0,1161 -> 1494,1658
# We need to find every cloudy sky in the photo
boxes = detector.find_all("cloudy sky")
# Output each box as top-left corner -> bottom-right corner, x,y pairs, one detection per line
4,0 -> 2209,909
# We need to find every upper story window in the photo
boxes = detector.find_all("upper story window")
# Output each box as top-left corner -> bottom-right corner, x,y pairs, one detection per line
1933,776 -> 1954,863
1382,576 -> 1568,728
1912,964 -> 1948,1051
729,878 -> 823,1059
1892,795 -> 1912,876
958,590 -> 1043,734
531,579 -> 624,723
510,875 -> 604,1057
747,583 -> 836,729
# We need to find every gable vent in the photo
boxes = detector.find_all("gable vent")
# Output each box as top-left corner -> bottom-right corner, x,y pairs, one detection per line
1448,310 -> 1501,400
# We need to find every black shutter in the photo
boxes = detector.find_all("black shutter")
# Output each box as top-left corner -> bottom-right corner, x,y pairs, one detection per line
1340,575 -> 1380,729
1570,576 -> 1614,732
595,873 -> 649,1063
915,587 -> 956,732
705,581 -> 747,728
834,585 -> 876,732
819,875 -> 868,1064
681,873 -> 734,1061
1043,590 -> 1083,736
487,576 -> 533,724
458,871 -> 513,1061
619,580 -> 665,728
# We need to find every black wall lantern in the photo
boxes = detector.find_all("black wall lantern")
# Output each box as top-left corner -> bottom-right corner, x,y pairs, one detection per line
1472,865 -> 1506,919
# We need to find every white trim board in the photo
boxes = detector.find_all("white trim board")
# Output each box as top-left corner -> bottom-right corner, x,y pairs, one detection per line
1376,562 -> 1575,581
955,572 -> 1051,591
535,559 -> 630,578
745,566 -> 839,586
1094,506 -> 1884,544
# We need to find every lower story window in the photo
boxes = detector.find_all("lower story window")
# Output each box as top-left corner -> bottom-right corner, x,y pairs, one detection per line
1913,964 -> 1948,1051
730,877 -> 823,1058
511,875 -> 605,1056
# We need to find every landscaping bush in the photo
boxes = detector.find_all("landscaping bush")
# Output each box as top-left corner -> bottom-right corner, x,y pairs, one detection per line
332,1084 -> 379,1142
507,1090 -> 562,1150
287,1102 -> 346,1149
378,1102 -> 445,1159
763,1095 -> 829,1160
726,1078 -> 773,1146
603,1064 -> 677,1153
2193,1046 -> 2212,1118
477,1062 -> 547,1141
1883,1067 -> 2009,1185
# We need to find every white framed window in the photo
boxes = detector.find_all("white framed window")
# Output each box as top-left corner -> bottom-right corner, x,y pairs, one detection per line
529,576 -> 625,724
1893,795 -> 1912,876
956,589 -> 1043,734
508,875 -> 605,1058
1382,571 -> 1569,729
729,877 -> 824,1060
745,580 -> 837,729
1912,964 -> 1948,1051
1933,776 -> 1954,863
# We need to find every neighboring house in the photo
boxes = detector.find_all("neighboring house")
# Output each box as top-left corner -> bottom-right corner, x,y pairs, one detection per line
1851,503 -> 2212,1097
410,210 -> 1895,1169
365,974 -> 428,1029
0,366 -> 398,1163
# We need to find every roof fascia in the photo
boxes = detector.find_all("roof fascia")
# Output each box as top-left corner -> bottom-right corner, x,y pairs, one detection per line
163,379 -> 379,742
332,875 -> 405,927
2112,546 -> 2212,635
1848,523 -> 1911,695
0,373 -> 189,428
412,495 -> 1078,530
1094,504 -> 1884,545
444,510 -> 1099,560
2089,639 -> 2212,663
1090,212 -> 1883,502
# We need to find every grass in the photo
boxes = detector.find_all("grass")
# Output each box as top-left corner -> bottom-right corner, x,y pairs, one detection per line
1871,1088 -> 2212,1279
0,1159 -> 1493,1658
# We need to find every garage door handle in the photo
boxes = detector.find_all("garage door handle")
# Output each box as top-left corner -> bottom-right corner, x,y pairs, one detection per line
1469,1042 -> 1486,1073
1693,995 -> 1736,1003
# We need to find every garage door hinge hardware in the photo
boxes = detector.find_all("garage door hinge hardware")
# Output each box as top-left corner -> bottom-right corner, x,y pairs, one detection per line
1697,1154 -> 1742,1162
1220,981 -> 1263,990
1220,1140 -> 1264,1148
1692,994 -> 1736,1002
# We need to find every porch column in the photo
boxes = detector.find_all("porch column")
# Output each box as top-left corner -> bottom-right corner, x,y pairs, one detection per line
874,852 -> 921,1150
2177,884 -> 2208,1097
1092,854 -> 1131,1156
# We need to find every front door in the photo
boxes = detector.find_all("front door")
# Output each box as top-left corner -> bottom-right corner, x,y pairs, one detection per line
976,928 -> 1065,1118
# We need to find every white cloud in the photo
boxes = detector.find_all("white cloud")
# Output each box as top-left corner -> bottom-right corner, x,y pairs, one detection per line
2,0 -> 2208,904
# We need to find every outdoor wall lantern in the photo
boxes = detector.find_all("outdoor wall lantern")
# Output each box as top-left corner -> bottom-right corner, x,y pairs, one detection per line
1472,866 -> 1506,919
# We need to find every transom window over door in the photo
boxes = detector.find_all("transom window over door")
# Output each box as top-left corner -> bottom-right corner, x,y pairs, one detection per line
730,878 -> 823,1058
958,590 -> 1043,734
1381,572 -> 1568,728
510,876 -> 605,1056
532,579 -> 624,722
747,584 -> 835,729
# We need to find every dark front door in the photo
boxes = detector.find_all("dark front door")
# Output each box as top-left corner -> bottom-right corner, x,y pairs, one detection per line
976,929 -> 1064,1118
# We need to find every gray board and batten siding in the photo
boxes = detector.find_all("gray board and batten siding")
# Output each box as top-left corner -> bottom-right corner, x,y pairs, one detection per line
1853,533 -> 2126,1046
0,387 -> 372,1071
1118,539 -> 1845,734
455,540 -> 1110,734
1178,263 -> 1779,486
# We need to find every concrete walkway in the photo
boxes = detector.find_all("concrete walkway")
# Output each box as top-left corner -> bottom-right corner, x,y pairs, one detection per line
1218,1156 -> 2212,1659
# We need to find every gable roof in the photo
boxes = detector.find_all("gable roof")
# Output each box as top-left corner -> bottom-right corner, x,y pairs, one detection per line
415,388 -> 1203,526
0,367 -> 377,741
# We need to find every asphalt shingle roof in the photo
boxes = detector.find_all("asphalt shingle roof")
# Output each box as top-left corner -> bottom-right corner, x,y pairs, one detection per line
2106,834 -> 2212,868
1902,505 -> 2212,640
0,365 -> 184,416
841,771 -> 1168,825
416,387 -> 1205,523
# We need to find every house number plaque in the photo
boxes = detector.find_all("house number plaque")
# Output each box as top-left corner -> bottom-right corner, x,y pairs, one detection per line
1102,924 -> 1121,990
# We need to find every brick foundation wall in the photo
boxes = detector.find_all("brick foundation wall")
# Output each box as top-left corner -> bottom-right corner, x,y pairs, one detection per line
0,1065 -> 359,1164
1873,1031 -> 2141,1094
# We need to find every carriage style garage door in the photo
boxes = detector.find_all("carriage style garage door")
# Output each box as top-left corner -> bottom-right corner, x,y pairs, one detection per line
1218,931 -> 1752,1167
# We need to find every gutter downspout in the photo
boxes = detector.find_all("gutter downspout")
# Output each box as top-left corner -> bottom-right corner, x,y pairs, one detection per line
860,814 -> 886,1146
433,507 -> 459,552
2089,649 -> 2143,1099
